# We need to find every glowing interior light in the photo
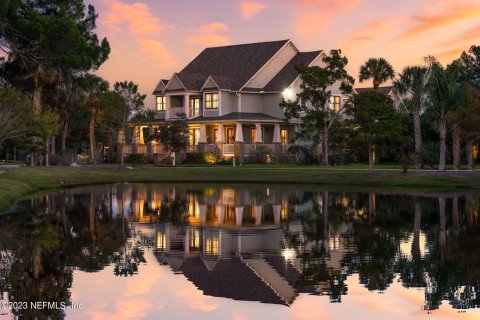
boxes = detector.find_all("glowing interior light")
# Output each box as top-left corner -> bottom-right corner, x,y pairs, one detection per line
283,88 -> 296,101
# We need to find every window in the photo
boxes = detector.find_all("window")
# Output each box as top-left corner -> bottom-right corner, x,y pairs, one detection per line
226,128 -> 234,144
281,129 -> 288,145
205,92 -> 219,109
205,237 -> 219,256
189,128 -> 200,146
156,96 -> 166,111
329,95 -> 341,111
189,97 -> 200,117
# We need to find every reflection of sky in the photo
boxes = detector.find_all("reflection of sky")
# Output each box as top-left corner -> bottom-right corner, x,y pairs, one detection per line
66,249 -> 480,320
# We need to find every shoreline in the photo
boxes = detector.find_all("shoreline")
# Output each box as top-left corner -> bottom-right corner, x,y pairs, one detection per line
1,166 -> 479,213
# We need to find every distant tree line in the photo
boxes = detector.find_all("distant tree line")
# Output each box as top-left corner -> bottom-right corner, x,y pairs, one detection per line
282,46 -> 480,171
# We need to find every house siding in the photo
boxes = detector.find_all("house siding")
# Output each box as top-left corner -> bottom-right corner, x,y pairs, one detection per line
240,93 -> 263,113
262,93 -> 283,118
220,92 -> 237,115
243,42 -> 298,89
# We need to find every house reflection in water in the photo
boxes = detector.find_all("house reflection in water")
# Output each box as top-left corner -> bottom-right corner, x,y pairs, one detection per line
108,183 -> 353,306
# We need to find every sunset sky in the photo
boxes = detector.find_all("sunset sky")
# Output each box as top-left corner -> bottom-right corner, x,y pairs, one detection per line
89,0 -> 480,108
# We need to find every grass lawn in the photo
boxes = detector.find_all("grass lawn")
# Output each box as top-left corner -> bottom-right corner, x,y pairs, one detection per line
1,164 -> 479,213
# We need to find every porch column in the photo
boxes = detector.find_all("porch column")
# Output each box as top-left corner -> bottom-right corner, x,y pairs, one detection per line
199,124 -> 207,143
254,123 -> 263,143
216,123 -> 225,143
273,124 -> 281,143
235,123 -> 244,142
273,204 -> 281,224
199,204 -> 207,224
184,94 -> 190,116
132,126 -> 140,144
216,205 -> 225,225
235,206 -> 244,226
139,126 -> 145,144
254,205 -> 263,225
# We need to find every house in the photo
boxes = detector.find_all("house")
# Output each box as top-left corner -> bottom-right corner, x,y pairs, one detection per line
355,85 -> 402,108
126,40 -> 352,161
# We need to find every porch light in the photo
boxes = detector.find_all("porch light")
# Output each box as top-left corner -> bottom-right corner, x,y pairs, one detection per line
283,88 -> 296,101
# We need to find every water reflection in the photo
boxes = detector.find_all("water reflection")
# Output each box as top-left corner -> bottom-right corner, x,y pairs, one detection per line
0,184 -> 479,318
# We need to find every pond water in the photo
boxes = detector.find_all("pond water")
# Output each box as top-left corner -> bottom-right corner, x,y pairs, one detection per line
0,183 -> 479,319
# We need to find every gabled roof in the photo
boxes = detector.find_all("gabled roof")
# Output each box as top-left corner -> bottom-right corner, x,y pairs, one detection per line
152,79 -> 170,94
355,86 -> 394,95
175,40 -> 290,91
263,51 -> 323,92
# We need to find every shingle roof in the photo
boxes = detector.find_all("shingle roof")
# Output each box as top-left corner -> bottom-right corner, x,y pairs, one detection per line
355,86 -> 394,95
176,40 -> 290,91
263,51 -> 323,91
188,112 -> 281,122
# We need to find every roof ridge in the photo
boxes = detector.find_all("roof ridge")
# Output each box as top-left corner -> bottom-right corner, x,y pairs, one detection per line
203,39 -> 290,50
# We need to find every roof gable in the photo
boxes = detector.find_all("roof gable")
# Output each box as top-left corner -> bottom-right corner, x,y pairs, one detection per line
153,79 -> 169,94
178,40 -> 290,91
263,51 -> 323,92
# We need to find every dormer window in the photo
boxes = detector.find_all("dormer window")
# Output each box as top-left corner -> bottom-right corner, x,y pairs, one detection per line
156,96 -> 166,111
329,95 -> 341,111
205,92 -> 219,109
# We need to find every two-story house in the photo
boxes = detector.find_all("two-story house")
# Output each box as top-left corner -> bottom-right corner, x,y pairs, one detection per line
126,39 -> 351,161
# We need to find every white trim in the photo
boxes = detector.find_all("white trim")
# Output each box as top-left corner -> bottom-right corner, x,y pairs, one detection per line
200,76 -> 220,91
152,79 -> 166,94
163,73 -> 187,91
219,91 -> 222,116
239,40 -> 298,91
287,51 -> 325,89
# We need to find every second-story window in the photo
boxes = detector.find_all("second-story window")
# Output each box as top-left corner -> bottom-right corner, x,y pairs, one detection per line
156,96 -> 166,111
205,92 -> 219,109
329,95 -> 341,111
189,97 -> 200,117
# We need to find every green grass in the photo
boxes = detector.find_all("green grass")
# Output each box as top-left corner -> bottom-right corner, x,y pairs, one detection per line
1,165 -> 479,213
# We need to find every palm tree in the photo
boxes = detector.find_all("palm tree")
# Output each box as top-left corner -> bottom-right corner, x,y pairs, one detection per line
426,58 -> 464,171
359,58 -> 395,90
393,66 -> 429,169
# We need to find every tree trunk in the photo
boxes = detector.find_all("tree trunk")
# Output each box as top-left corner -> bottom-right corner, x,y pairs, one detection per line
61,122 -> 68,155
412,109 -> 422,169
438,113 -> 447,171
89,112 -> 96,165
33,245 -> 43,280
368,143 -> 375,172
322,191 -> 329,231
32,68 -> 43,115
45,137 -> 49,166
373,79 -> 380,90
466,194 -> 474,225
452,125 -> 460,170
50,135 -> 56,155
412,202 -> 421,260
322,123 -> 329,166
368,192 -> 376,224
466,142 -> 475,170
452,196 -> 459,227
438,196 -> 446,261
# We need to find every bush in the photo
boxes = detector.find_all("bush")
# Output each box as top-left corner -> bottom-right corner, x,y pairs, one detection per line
203,152 -> 217,164
185,152 -> 204,163
245,146 -> 271,164
330,152 -> 357,166
287,145 -> 319,165
419,142 -> 438,168
125,154 -> 147,164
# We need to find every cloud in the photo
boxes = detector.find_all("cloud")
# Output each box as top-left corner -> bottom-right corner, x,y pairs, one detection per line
138,38 -> 176,65
292,0 -> 360,36
439,25 -> 480,50
105,1 -> 166,35
240,1 -> 267,20
401,6 -> 480,40
187,22 -> 230,47
347,20 -> 391,41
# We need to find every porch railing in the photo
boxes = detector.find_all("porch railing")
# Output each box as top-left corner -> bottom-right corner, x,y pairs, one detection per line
223,144 -> 235,155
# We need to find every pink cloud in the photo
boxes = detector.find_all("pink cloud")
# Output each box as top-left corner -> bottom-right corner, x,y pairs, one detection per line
187,22 -> 230,47
401,6 -> 480,40
240,1 -> 267,20
137,38 -> 177,66
105,1 -> 166,35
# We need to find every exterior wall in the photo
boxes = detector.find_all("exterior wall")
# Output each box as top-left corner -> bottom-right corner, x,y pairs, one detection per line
220,92 -> 237,115
239,93 -> 263,113
243,42 -> 298,89
262,93 -> 283,118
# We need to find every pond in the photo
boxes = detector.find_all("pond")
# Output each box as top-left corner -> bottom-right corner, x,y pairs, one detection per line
0,183 -> 479,319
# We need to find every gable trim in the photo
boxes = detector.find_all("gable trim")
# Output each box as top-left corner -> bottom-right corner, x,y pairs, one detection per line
164,73 -> 187,91
239,40 -> 297,92
200,76 -> 220,91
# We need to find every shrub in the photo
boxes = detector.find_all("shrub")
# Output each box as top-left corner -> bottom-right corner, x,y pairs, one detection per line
203,152 -> 217,164
287,145 -> 319,165
419,142 -> 438,168
185,152 -> 204,163
125,154 -> 147,164
245,146 -> 271,164
330,152 -> 357,166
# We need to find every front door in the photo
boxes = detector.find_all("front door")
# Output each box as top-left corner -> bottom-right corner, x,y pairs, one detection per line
226,128 -> 234,144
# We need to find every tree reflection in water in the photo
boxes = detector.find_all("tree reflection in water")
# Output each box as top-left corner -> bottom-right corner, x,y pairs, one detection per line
0,183 -> 479,317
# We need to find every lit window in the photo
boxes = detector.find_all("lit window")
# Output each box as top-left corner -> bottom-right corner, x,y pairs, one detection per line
189,128 -> 200,146
189,97 -> 200,117
205,93 -> 219,109
329,95 -> 341,111
280,129 -> 288,145
205,237 -> 219,256
156,232 -> 166,250
190,229 -> 200,249
156,96 -> 166,111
